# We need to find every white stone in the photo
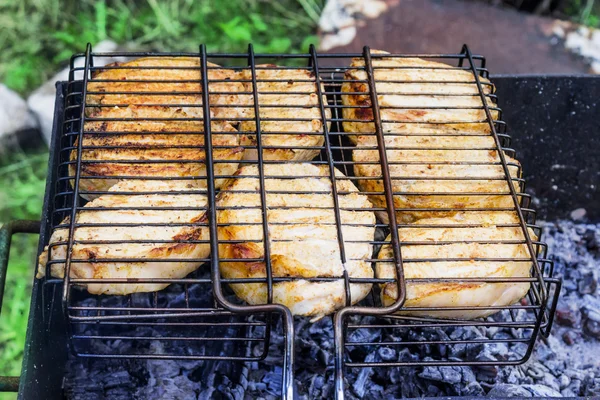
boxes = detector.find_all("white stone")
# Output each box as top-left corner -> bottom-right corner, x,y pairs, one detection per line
0,84 -> 38,139
570,208 -> 587,221
552,24 -> 565,39
27,40 -> 122,145
318,0 -> 388,51
591,60 -> 600,75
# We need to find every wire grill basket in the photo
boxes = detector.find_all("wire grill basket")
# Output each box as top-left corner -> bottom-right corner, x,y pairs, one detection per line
39,43 -> 560,399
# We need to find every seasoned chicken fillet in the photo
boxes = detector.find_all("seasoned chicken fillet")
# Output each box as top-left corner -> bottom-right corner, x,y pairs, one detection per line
73,57 -> 248,199
376,211 -> 535,319
37,180 -> 210,295
239,65 -> 330,161
341,51 -> 497,144
216,163 -> 375,319
353,133 -> 521,224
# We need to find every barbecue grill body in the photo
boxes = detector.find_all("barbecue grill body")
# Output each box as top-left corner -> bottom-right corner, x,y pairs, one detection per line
14,74 -> 599,399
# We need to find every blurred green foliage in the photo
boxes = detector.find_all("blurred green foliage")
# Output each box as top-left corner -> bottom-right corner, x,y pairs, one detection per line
0,0 -> 323,95
565,0 -> 600,27
0,150 -> 47,400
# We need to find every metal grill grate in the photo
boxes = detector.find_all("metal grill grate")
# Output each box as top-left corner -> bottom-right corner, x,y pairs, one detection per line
39,43 -> 560,399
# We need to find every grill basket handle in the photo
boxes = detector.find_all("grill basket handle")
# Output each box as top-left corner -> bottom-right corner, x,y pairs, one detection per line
0,220 -> 40,392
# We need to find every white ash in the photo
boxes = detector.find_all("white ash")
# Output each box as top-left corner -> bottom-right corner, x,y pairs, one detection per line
63,221 -> 600,398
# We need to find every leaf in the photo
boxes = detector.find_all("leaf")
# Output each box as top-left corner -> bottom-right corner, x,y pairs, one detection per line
53,49 -> 73,64
52,31 -> 77,45
267,37 -> 292,53
95,0 -> 108,41
249,13 -> 268,32
300,35 -> 319,52
218,17 -> 252,43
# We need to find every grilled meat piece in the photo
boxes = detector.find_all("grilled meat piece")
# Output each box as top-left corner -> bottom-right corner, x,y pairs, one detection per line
239,65 -> 330,161
376,211 -> 535,319
37,179 -> 210,295
216,163 -> 374,319
340,50 -> 497,144
73,57 -> 248,200
353,133 -> 521,224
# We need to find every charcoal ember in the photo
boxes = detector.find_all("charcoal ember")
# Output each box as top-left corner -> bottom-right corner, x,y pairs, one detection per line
525,363 -> 547,380
562,330 -> 578,345
522,384 -> 563,396
419,365 -> 461,385
262,366 -> 283,396
561,270 -> 579,292
486,341 -> 509,359
559,374 -> 571,389
584,319 -> 600,339
542,373 -> 561,391
578,270 -> 598,295
583,228 -> 599,252
347,326 -> 381,348
351,352 -> 380,398
567,378 -> 583,396
376,346 -> 396,361
501,367 -> 527,385
103,370 -> 135,390
488,383 -> 559,397
474,352 -> 499,381
509,342 -> 529,360
555,298 -> 582,327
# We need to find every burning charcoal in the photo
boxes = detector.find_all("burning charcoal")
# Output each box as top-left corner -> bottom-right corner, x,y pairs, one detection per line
578,271 -> 598,295
425,384 -> 441,395
584,319 -> 600,339
567,378 -> 583,396
486,341 -> 509,359
543,373 -> 561,391
486,383 -> 539,397
522,384 -> 563,396
377,346 -> 396,361
263,366 -> 283,396
347,327 -> 381,346
351,352 -> 379,398
418,366 -> 443,383
555,298 -> 582,327
474,352 -> 499,381
509,342 -> 529,360
583,376 -> 600,396
559,374 -> 571,389
525,364 -> 547,380
583,228 -> 599,252
562,331 -> 578,345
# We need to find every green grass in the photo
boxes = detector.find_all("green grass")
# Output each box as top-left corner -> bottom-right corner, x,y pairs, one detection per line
0,1 -> 323,397
564,0 -> 600,27
0,150 -> 48,400
0,0 -> 323,96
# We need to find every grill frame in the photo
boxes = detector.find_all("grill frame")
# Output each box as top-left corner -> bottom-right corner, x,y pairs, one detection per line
34,43 -> 561,399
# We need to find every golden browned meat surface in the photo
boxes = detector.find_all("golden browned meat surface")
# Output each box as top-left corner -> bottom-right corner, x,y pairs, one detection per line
376,211 -> 535,319
239,65 -> 330,161
353,133 -> 521,224
340,51 -> 497,144
37,179 -> 210,295
216,163 -> 375,319
73,57 -> 248,199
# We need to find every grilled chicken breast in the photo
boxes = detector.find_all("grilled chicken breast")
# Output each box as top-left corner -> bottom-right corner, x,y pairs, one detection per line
73,57 -> 248,200
37,180 -> 210,295
216,163 -> 375,319
239,65 -> 330,161
340,51 -> 497,144
376,211 -> 534,319
353,134 -> 521,224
